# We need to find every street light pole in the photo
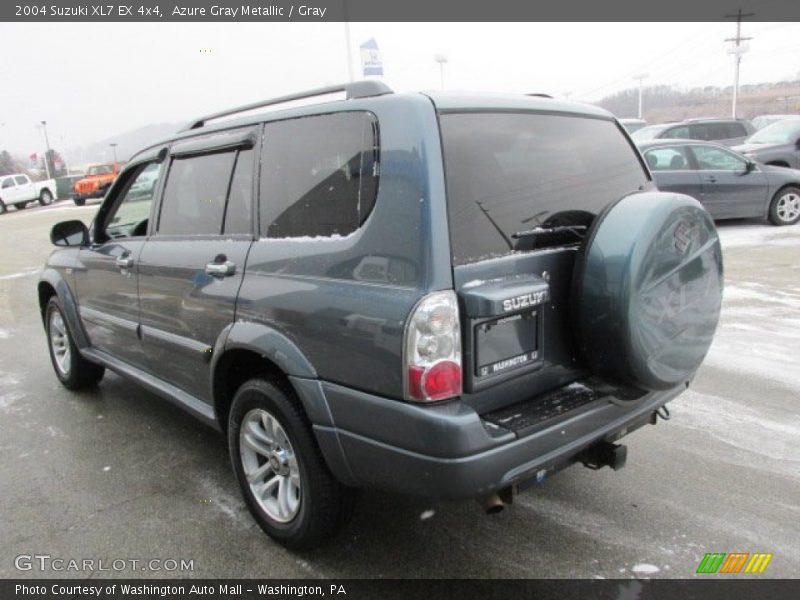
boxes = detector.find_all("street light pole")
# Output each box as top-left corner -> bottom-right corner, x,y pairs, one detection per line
110,143 -> 118,164
434,54 -> 448,90
40,120 -> 52,180
342,0 -> 354,82
633,73 -> 649,119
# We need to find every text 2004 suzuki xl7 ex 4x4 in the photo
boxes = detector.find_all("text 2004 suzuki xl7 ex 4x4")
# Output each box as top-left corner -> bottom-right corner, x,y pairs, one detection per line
39,82 -> 723,549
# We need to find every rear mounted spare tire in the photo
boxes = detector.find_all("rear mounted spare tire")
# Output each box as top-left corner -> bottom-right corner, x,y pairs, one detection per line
572,192 -> 723,392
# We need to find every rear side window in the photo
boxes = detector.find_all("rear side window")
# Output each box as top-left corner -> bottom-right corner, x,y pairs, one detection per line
692,123 -> 728,141
644,147 -> 691,171
159,149 -> 253,236
2,178 -> 15,189
725,122 -> 747,138
440,112 -> 649,265
260,112 -> 379,238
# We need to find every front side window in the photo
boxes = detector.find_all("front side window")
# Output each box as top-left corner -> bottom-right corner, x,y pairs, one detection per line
690,145 -> 746,171
260,111 -> 379,238
14,175 -> 27,185
644,147 -> 691,171
158,151 -> 237,235
104,162 -> 161,239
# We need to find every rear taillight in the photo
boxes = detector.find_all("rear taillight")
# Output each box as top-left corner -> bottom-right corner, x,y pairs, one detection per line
404,291 -> 462,402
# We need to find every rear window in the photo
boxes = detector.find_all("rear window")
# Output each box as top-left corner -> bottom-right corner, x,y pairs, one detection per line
440,112 -> 649,265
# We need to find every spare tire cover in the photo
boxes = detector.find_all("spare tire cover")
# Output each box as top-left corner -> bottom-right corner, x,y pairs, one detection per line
573,191 -> 723,391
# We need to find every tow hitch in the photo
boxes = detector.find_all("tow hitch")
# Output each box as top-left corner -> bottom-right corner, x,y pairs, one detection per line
580,441 -> 628,471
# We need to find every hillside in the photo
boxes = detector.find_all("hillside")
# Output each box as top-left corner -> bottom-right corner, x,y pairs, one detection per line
598,79 -> 800,122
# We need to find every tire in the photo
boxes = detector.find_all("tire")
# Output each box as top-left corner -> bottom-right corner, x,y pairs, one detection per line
73,197 -> 86,206
572,192 -> 723,391
228,378 -> 356,550
15,202 -> 27,210
39,189 -> 54,206
0,200 -> 6,215
45,297 -> 105,390
768,186 -> 800,226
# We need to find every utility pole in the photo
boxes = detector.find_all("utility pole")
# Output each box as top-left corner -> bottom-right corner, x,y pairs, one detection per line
110,143 -> 118,164
40,120 -> 52,180
725,9 -> 754,119
633,73 -> 649,119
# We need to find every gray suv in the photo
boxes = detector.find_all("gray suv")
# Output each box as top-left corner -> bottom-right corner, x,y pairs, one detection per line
733,117 -> 800,168
39,81 -> 724,549
632,117 -> 755,146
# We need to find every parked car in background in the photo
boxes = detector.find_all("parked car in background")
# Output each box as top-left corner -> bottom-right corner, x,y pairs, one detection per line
619,118 -> 646,134
732,117 -> 800,169
632,118 -> 755,146
72,162 -> 123,206
751,114 -> 798,130
640,139 -> 800,225
0,173 -> 56,214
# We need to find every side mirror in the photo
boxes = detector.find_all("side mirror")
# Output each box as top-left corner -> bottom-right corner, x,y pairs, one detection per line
50,220 -> 89,247
795,138 -> 800,149
743,160 -> 756,174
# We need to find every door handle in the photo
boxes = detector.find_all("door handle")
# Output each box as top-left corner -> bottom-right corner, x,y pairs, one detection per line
115,255 -> 134,269
705,176 -> 718,183
205,260 -> 236,277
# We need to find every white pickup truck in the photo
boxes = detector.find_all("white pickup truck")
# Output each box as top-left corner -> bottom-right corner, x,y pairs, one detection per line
0,173 -> 57,214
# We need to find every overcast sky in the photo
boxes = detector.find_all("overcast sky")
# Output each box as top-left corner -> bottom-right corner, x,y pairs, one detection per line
1,21 -> 799,159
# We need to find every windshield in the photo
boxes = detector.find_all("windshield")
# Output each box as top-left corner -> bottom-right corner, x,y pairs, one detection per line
631,124 -> 669,141
440,112 -> 650,265
747,119 -> 800,145
87,165 -> 113,176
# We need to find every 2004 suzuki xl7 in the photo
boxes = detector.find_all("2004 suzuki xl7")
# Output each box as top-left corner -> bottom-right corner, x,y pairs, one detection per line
39,81 -> 723,549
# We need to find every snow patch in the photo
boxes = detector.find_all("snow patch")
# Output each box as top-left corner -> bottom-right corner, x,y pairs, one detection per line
632,563 -> 660,575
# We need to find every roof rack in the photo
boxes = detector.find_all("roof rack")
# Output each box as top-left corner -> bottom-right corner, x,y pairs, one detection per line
526,93 -> 553,98
182,80 -> 393,131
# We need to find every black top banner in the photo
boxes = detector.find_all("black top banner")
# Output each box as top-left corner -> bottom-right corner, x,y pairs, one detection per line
3,0 -> 800,22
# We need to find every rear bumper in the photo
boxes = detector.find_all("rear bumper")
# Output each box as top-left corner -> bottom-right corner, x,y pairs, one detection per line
296,378 -> 685,500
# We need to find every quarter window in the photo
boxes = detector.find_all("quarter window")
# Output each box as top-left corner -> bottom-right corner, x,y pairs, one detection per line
260,112 -> 379,238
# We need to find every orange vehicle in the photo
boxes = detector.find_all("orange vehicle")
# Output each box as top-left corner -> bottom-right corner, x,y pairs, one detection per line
72,162 -> 123,206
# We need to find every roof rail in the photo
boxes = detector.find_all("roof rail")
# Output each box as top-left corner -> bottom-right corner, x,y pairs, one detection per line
526,93 -> 553,98
182,80 -> 393,131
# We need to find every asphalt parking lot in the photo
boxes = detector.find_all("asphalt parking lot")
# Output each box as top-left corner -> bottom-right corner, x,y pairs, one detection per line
0,200 -> 798,579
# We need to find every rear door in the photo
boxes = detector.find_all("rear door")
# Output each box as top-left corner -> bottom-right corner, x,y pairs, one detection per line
642,145 -> 703,200
687,143 -> 767,219
136,128 -> 257,403
74,161 -> 163,368
14,175 -> 35,201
